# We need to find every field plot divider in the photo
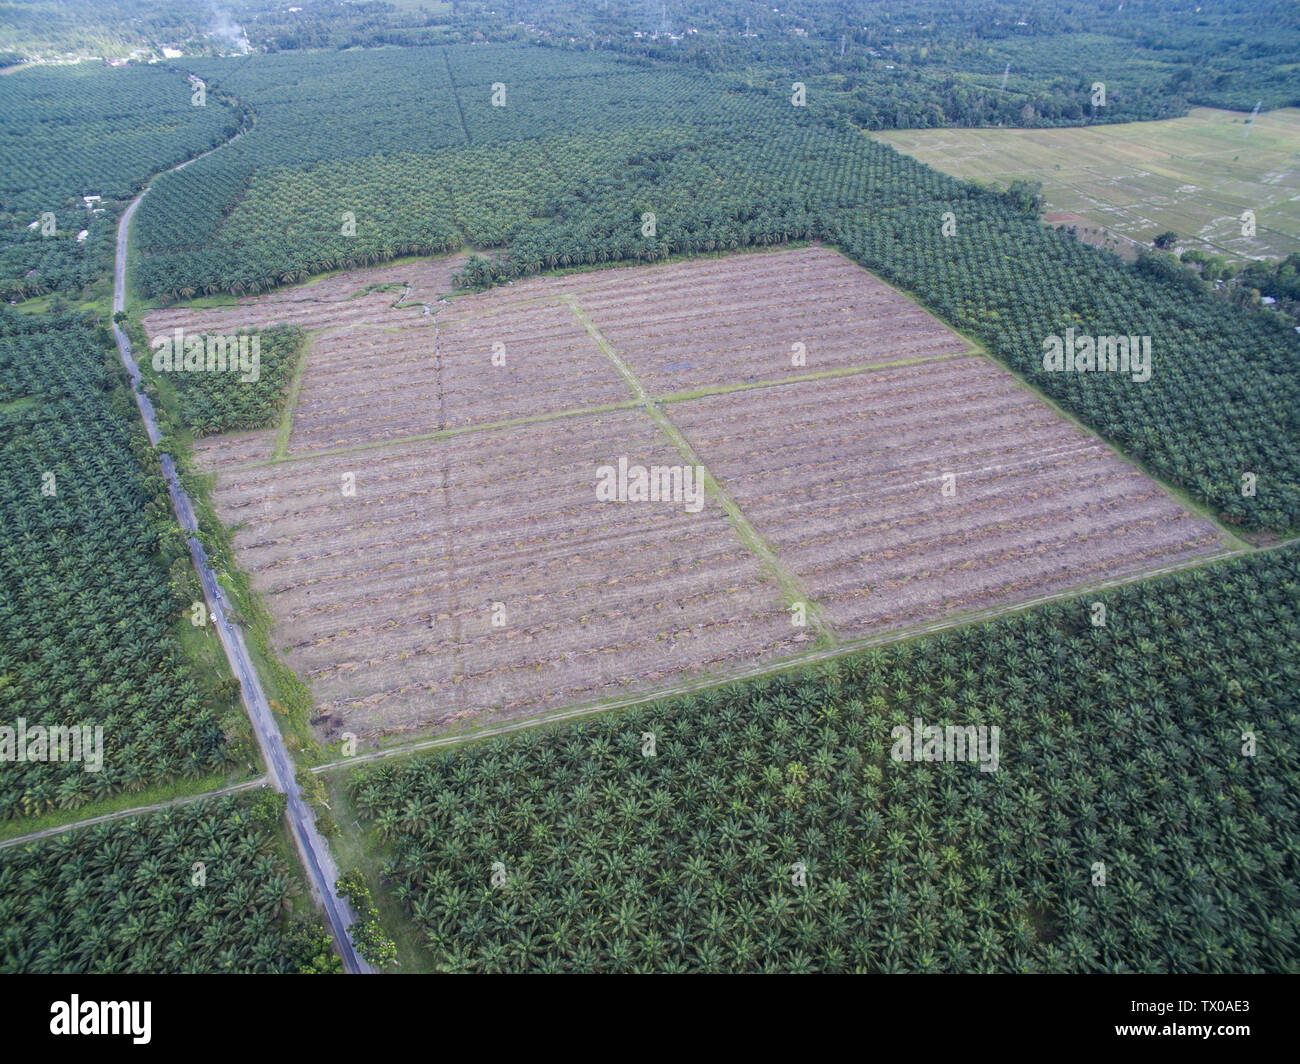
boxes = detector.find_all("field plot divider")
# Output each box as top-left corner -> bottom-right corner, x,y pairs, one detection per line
232,397 -> 650,472
271,332 -> 314,461
0,777 -> 270,851
430,320 -> 471,725
651,349 -> 970,405
558,294 -> 838,645
238,350 -> 968,473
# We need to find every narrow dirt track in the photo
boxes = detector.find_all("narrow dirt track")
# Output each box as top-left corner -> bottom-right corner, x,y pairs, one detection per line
0,778 -> 268,851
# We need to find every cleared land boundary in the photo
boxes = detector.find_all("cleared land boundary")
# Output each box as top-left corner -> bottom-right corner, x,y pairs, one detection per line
156,247 -> 1242,758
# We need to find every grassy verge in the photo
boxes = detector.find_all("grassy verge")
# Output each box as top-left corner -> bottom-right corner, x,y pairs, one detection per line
268,807 -> 326,923
271,332 -> 313,460
113,311 -> 323,763
320,774 -> 435,973
194,487 -> 324,764
173,603 -> 262,772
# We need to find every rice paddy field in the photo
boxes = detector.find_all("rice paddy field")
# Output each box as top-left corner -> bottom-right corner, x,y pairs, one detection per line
876,107 -> 1300,261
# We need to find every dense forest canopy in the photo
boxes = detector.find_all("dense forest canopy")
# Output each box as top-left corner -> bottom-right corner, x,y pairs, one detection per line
0,62 -> 238,300
0,309 -> 237,817
6,1 -> 1296,125
0,794 -> 339,973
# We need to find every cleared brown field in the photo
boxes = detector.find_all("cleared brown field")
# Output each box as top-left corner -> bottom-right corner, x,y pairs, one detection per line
157,245 -> 1231,747
549,249 -> 969,394
209,410 -> 802,738
146,254 -> 471,467
666,359 -> 1225,632
284,300 -> 632,453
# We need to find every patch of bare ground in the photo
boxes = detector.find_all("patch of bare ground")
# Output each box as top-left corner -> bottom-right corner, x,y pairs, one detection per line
668,364 -> 1228,632
192,428 -> 279,469
205,410 -> 803,740
548,245 -> 970,393
144,253 -> 468,327
186,245 -> 1230,748
283,300 -> 630,453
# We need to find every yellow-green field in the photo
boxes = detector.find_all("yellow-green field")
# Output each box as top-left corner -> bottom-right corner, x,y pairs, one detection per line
876,107 -> 1300,261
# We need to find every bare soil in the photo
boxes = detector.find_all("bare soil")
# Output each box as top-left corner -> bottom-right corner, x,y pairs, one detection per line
165,247 -> 1229,749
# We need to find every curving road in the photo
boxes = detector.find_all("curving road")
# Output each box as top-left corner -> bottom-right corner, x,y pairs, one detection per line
112,133 -> 372,975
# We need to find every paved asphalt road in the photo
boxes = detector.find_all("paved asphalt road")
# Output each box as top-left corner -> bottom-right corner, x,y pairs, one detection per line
112,137 -> 372,974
